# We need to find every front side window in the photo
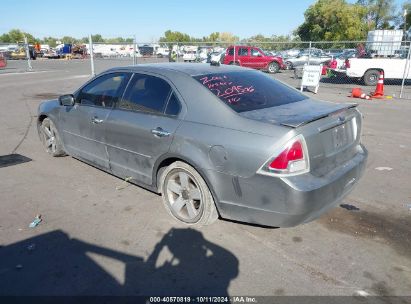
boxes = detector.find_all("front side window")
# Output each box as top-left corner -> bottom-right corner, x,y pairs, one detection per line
228,48 -> 234,55
250,48 -> 261,57
119,74 -> 172,114
78,73 -> 129,108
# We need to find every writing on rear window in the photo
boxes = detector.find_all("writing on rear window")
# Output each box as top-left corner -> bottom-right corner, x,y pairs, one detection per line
194,72 -> 307,113
199,75 -> 255,104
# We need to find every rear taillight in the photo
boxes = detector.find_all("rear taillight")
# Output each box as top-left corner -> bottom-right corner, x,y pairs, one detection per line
345,59 -> 350,68
258,135 -> 309,176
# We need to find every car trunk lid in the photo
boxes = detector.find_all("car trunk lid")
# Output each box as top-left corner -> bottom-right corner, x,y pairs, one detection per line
240,99 -> 362,177
239,98 -> 357,128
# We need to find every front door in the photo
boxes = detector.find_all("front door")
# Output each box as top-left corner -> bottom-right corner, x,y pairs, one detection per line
60,72 -> 130,170
249,48 -> 265,69
104,73 -> 183,186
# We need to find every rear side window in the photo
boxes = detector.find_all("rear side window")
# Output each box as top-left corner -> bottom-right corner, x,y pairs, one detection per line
165,93 -> 181,116
193,71 -> 307,113
119,74 -> 171,114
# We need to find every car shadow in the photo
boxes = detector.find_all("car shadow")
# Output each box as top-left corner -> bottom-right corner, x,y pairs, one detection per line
0,228 -> 239,296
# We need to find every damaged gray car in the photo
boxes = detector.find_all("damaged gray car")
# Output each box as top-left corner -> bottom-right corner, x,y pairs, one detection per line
37,63 -> 367,227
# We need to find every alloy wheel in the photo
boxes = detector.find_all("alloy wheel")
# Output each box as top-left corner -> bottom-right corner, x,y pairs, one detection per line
165,170 -> 203,222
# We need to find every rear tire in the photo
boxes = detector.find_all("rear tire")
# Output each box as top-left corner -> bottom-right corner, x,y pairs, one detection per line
160,161 -> 218,227
285,61 -> 293,70
363,69 -> 380,86
268,62 -> 280,73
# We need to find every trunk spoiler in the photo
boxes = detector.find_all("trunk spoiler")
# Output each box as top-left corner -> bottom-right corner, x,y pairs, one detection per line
239,99 -> 358,128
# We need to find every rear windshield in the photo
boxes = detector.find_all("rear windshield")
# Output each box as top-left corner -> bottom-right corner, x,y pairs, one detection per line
193,71 -> 307,113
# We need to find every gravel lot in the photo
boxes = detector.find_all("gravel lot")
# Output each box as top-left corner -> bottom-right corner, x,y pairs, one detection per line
0,58 -> 410,299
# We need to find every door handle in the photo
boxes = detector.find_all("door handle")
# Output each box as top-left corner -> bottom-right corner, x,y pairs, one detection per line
91,116 -> 104,124
151,127 -> 170,137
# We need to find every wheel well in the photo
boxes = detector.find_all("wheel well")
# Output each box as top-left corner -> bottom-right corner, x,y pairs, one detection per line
155,157 -> 182,190
37,114 -> 48,127
38,114 -> 47,120
364,68 -> 384,76
268,61 -> 279,68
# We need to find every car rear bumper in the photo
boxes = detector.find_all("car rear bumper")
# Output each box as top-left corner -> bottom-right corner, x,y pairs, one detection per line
212,145 -> 368,227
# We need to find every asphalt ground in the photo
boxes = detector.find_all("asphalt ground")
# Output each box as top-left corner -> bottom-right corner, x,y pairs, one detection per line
0,58 -> 410,299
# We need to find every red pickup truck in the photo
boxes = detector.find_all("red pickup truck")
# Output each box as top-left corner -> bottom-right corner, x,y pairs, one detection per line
223,45 -> 285,73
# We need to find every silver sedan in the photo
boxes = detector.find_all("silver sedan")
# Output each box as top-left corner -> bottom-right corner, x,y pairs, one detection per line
37,63 -> 367,227
285,52 -> 332,69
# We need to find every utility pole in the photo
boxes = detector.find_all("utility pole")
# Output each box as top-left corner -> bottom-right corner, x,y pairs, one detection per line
404,9 -> 408,41
133,35 -> 137,65
88,34 -> 95,77
24,36 -> 32,71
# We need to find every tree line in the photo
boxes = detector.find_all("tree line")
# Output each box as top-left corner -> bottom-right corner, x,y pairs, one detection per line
1,0 -> 410,46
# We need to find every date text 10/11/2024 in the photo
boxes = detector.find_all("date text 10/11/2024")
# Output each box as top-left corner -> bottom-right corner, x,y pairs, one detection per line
148,296 -> 257,303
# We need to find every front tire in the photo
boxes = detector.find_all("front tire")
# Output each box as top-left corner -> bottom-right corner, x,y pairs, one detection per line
268,62 -> 280,73
40,118 -> 65,157
363,69 -> 380,86
160,161 -> 218,226
285,61 -> 293,70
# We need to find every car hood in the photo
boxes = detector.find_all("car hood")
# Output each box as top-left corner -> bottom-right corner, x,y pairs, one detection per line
239,98 -> 357,128
267,55 -> 282,61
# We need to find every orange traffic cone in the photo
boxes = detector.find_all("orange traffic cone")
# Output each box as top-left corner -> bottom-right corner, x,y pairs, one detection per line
351,88 -> 363,98
371,71 -> 384,99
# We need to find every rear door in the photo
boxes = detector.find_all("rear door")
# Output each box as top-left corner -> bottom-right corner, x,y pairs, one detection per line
237,47 -> 250,67
60,72 -> 130,169
104,73 -> 183,185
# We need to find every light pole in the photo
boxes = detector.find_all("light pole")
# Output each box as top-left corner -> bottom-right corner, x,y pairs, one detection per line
404,9 -> 408,40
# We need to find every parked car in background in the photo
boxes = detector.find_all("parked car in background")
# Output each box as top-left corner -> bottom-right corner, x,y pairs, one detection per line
156,47 -> 170,58
37,63 -> 367,227
324,49 -> 343,58
281,49 -> 301,58
43,49 -> 60,59
223,45 -> 285,73
334,50 -> 358,69
284,50 -> 331,69
139,45 -> 154,56
183,51 -> 197,62
210,51 -> 225,63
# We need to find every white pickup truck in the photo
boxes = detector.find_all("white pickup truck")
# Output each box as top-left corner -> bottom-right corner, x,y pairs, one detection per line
345,58 -> 410,86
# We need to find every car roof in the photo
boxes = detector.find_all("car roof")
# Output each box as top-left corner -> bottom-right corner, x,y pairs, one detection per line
107,63 -> 248,77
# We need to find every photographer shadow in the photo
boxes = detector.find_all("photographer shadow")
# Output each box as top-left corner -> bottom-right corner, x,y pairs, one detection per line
0,228 -> 238,296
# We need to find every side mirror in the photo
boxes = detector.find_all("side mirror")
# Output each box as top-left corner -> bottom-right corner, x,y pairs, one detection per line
59,94 -> 75,106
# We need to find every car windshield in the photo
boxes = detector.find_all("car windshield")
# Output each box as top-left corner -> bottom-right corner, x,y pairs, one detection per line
193,71 -> 307,113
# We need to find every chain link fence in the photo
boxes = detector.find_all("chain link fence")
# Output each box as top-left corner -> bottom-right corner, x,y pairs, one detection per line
1,36 -> 411,99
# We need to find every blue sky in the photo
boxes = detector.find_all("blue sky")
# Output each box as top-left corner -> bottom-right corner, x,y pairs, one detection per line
0,0 -> 406,41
